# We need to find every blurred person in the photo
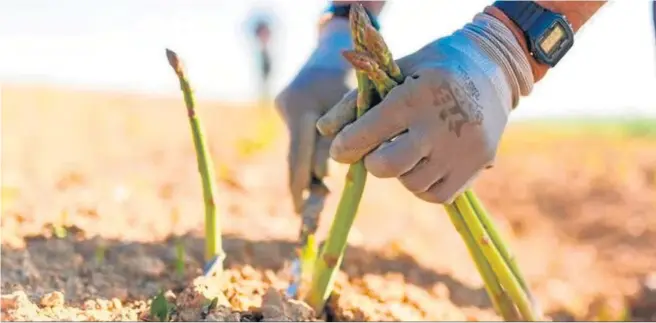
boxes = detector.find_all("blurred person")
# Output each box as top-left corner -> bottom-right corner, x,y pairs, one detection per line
653,1 -> 656,41
275,1 -> 617,211
250,15 -> 274,102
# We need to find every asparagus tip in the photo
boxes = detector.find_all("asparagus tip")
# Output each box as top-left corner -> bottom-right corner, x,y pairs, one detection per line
349,3 -> 372,44
363,24 -> 386,53
350,3 -> 371,25
341,50 -> 379,75
165,48 -> 183,75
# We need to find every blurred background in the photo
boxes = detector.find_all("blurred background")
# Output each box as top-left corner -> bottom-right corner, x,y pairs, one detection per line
1,0 -> 655,117
1,0 -> 656,321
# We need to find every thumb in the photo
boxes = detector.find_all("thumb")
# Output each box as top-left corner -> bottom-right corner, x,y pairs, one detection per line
316,89 -> 357,137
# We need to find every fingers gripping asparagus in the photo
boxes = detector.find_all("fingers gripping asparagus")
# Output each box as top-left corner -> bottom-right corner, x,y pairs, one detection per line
306,5 -> 541,321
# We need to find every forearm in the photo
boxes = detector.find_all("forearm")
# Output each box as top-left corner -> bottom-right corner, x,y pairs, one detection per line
536,1 -> 606,32
485,1 -> 608,82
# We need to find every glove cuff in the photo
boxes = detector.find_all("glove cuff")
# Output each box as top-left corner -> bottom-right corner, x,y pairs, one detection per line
461,12 -> 535,110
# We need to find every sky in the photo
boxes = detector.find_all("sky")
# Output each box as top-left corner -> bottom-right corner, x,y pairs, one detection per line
0,0 -> 655,119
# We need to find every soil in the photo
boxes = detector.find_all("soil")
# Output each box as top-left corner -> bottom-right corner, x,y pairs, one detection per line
2,84 -> 656,321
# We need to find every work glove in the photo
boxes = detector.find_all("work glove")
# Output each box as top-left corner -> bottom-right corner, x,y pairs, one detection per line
275,18 -> 354,213
317,12 -> 535,204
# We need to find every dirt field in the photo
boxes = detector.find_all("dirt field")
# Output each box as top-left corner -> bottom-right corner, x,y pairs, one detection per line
2,83 -> 656,321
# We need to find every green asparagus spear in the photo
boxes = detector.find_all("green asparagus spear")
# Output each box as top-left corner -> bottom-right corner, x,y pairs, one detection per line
305,5 -> 376,314
166,49 -> 225,276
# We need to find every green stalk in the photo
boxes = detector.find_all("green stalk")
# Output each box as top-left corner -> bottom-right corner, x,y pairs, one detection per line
305,62 -> 374,316
453,196 -> 535,320
95,243 -> 106,266
306,161 -> 369,313
175,237 -> 185,277
305,5 -> 375,314
466,190 -> 541,316
165,49 -> 225,276
444,204 -> 520,321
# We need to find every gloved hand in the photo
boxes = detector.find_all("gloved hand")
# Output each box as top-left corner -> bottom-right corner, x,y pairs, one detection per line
275,18 -> 355,213
317,13 -> 535,204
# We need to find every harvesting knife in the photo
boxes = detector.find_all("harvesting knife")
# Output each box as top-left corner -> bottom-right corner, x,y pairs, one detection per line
286,177 -> 330,298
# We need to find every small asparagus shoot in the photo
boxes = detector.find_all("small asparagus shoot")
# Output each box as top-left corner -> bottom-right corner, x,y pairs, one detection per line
175,237 -> 185,277
165,48 -> 225,277
95,242 -> 106,266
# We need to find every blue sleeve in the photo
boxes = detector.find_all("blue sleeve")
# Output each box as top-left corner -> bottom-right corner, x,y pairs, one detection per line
652,1 -> 655,39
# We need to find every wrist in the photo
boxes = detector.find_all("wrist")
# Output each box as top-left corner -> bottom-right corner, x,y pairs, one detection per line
484,5 -> 550,83
457,12 -> 534,110
484,1 -> 582,83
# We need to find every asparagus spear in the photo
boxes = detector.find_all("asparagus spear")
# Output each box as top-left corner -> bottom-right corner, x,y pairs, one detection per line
305,5 -> 376,315
165,49 -> 225,277
465,190 -> 542,318
444,204 -> 521,321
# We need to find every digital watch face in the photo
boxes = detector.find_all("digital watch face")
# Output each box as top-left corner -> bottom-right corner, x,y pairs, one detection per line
539,22 -> 567,56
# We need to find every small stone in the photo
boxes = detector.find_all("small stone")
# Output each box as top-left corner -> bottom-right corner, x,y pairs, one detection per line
176,276 -> 231,321
261,289 -> 287,321
206,305 -> 241,322
83,299 -> 98,310
1,291 -> 32,310
240,265 -> 258,280
177,276 -> 228,309
229,296 -> 258,312
260,288 -> 314,322
361,274 -> 404,302
431,282 -> 450,299
96,298 -> 110,310
286,298 -> 314,321
110,297 -> 122,310
136,256 -> 166,277
1,291 -> 40,321
40,291 -> 65,308
178,308 -> 202,321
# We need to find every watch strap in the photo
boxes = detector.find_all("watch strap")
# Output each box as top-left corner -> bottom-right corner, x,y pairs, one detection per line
493,1 -> 547,32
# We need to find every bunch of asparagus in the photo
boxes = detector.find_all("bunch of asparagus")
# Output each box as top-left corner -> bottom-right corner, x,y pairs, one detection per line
166,49 -> 225,278
304,5 -> 542,321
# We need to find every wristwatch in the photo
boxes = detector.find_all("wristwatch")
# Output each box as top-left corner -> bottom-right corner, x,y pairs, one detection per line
493,1 -> 574,67
319,3 -> 381,31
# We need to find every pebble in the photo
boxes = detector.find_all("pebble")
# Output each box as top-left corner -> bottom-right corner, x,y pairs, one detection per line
260,288 -> 314,321
110,297 -> 122,310
1,291 -> 32,310
40,291 -> 65,307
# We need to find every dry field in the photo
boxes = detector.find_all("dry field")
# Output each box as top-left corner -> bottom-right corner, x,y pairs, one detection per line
2,83 -> 656,321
